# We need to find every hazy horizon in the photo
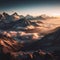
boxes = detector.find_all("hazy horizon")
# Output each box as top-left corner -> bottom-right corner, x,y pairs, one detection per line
0,0 -> 60,16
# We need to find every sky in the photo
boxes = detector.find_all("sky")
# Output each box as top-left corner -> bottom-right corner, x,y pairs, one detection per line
0,0 -> 60,16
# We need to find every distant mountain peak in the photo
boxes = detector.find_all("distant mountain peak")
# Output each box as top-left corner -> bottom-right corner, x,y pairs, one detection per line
11,12 -> 20,21
25,14 -> 33,20
3,12 -> 9,17
12,12 -> 19,16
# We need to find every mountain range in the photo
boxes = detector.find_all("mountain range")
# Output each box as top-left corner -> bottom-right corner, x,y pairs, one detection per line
0,18 -> 31,30
0,12 -> 57,30
0,12 -> 60,60
0,27 -> 60,60
0,27 -> 60,52
0,12 -> 56,22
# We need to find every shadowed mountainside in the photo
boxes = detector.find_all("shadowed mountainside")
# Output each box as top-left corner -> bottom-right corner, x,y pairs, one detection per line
0,18 -> 31,30
22,27 -> 60,52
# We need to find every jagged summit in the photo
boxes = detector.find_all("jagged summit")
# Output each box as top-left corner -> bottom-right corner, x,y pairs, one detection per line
12,12 -> 19,16
3,12 -> 9,16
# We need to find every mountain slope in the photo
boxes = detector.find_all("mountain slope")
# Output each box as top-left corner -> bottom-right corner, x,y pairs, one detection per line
22,27 -> 60,52
0,34 -> 23,53
0,18 -> 31,30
